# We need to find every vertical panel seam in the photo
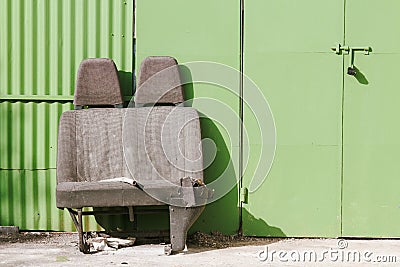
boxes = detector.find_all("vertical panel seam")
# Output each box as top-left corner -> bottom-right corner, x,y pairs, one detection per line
340,0 -> 347,237
238,0 -> 244,236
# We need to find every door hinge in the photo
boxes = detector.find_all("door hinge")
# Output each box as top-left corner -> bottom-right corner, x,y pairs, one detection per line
240,187 -> 248,204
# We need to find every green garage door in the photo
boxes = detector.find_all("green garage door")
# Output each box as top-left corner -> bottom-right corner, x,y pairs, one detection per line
243,0 -> 400,237
342,0 -> 400,237
243,0 -> 343,237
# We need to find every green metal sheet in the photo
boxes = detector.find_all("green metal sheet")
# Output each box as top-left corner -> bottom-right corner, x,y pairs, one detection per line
0,0 -> 133,170
0,0 -> 133,231
344,0 -> 400,54
0,102 -> 72,170
136,0 -> 240,235
342,0 -> 400,237
243,0 -> 344,237
0,169 -> 101,231
0,0 -> 133,99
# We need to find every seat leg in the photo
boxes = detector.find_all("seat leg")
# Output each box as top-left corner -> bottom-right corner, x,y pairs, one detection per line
67,208 -> 89,253
168,206 -> 204,254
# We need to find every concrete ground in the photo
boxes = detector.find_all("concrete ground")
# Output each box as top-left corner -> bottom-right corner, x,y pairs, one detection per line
1,233 -> 400,266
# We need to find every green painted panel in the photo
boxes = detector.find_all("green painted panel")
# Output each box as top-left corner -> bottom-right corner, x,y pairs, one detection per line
342,54 -> 400,236
243,0 -> 343,53
136,0 -> 240,234
243,145 -> 341,236
0,0 -> 133,98
0,170 -> 101,231
0,102 -> 72,170
0,0 -> 133,170
345,0 -> 400,54
243,1 -> 344,237
136,0 -> 238,66
342,0 -> 400,237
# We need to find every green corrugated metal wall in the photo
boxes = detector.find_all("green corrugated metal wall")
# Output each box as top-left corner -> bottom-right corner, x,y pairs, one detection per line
0,0 -> 133,231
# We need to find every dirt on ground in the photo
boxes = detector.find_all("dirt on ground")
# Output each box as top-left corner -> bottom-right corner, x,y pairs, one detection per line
0,232 -> 78,247
187,231 -> 279,250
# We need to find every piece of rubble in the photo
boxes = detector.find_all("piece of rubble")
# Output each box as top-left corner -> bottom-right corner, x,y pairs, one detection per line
87,236 -> 136,252
0,226 -> 19,235
107,237 -> 136,249
87,237 -> 109,252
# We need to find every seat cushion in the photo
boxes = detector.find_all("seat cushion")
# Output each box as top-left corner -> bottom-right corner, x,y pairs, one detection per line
56,181 -> 163,208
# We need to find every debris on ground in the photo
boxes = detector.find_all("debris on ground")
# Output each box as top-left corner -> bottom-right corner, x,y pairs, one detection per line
0,232 -> 54,244
0,226 -> 19,235
187,231 -> 280,250
87,237 -> 110,251
87,235 -> 136,252
0,231 -> 82,249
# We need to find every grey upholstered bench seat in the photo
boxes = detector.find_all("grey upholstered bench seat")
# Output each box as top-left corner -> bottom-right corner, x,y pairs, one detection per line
57,106 -> 206,253
56,181 -> 163,208
57,57 -> 206,254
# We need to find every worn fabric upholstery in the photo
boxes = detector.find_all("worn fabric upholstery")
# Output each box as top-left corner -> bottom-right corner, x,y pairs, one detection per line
135,56 -> 184,104
57,111 -> 77,184
74,58 -> 123,106
124,107 -> 203,186
56,107 -> 203,208
75,109 -> 128,182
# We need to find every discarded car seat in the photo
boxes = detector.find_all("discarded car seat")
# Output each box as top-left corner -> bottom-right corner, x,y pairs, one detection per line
56,57 -> 209,255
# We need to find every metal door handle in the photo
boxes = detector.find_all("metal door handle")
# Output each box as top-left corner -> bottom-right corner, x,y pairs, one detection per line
331,44 -> 371,76
331,44 -> 370,55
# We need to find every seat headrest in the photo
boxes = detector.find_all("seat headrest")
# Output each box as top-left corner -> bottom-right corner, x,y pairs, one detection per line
74,58 -> 123,107
135,56 -> 184,105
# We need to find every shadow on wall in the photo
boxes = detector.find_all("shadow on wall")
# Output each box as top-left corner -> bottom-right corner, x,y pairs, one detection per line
353,66 -> 369,85
118,71 -> 134,97
180,65 -> 194,102
181,65 -> 239,235
242,208 -> 286,237
189,116 -> 239,235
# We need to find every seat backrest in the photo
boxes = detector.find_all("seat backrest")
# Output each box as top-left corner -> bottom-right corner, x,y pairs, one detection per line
135,56 -> 184,105
57,107 -> 203,184
74,58 -> 123,109
57,108 -> 128,183
123,106 -> 203,185
58,56 -> 203,186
